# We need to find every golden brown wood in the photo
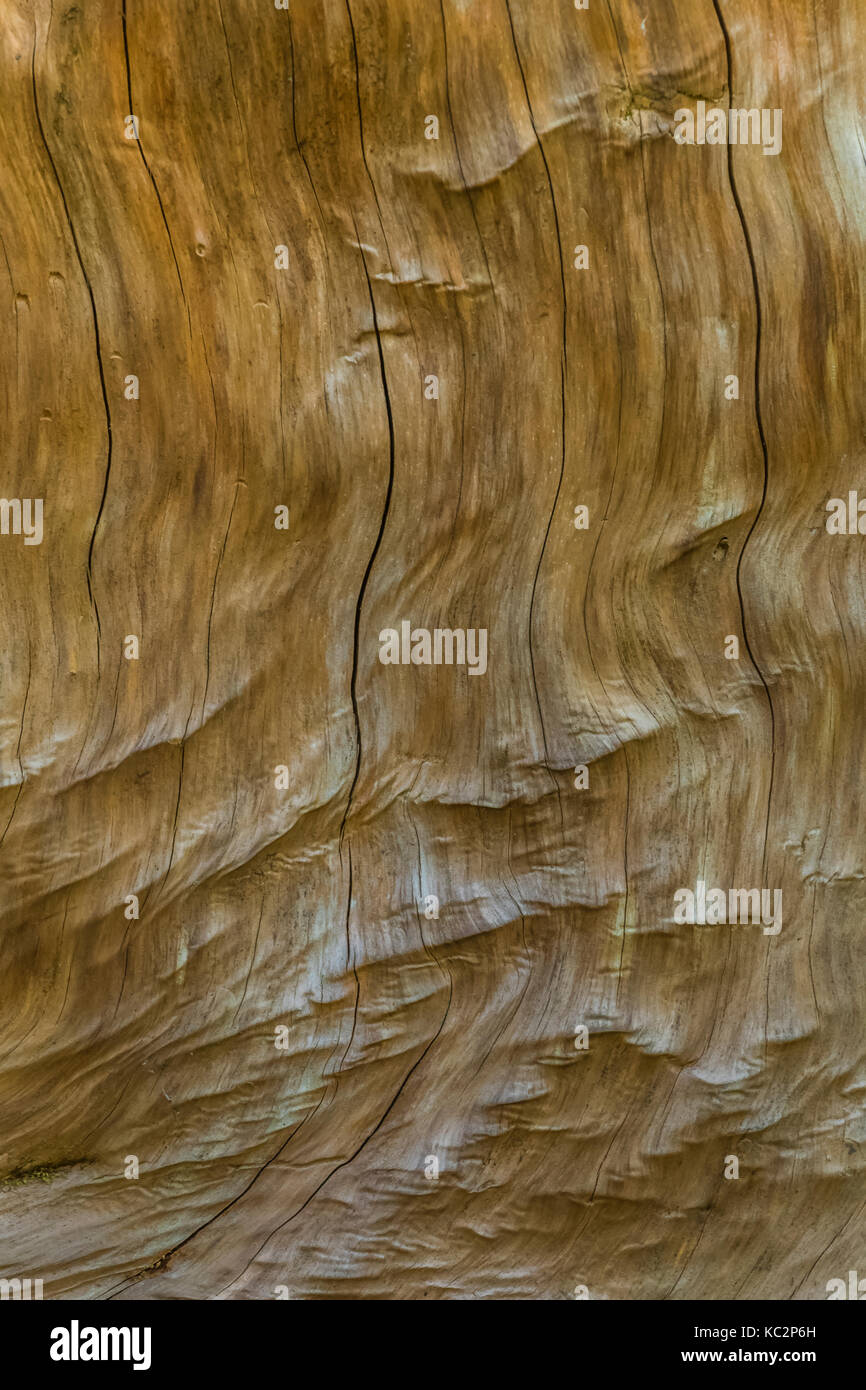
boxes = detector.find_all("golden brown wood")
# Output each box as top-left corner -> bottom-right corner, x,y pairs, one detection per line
0,0 -> 863,1300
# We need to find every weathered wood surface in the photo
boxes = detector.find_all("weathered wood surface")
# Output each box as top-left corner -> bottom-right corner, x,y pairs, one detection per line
0,0 -> 864,1300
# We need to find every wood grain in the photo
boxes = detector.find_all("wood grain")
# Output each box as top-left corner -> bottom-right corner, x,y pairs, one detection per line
0,0 -> 864,1300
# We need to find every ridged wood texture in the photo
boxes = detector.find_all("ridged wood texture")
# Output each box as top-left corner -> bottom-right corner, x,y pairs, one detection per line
0,0 -> 864,1299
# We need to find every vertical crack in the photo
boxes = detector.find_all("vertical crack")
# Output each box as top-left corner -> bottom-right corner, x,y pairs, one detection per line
712,0 -> 776,881
338,12 -> 397,850
31,34 -> 111,666
344,0 -> 391,261
502,0 -> 567,829
339,220 -> 395,849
